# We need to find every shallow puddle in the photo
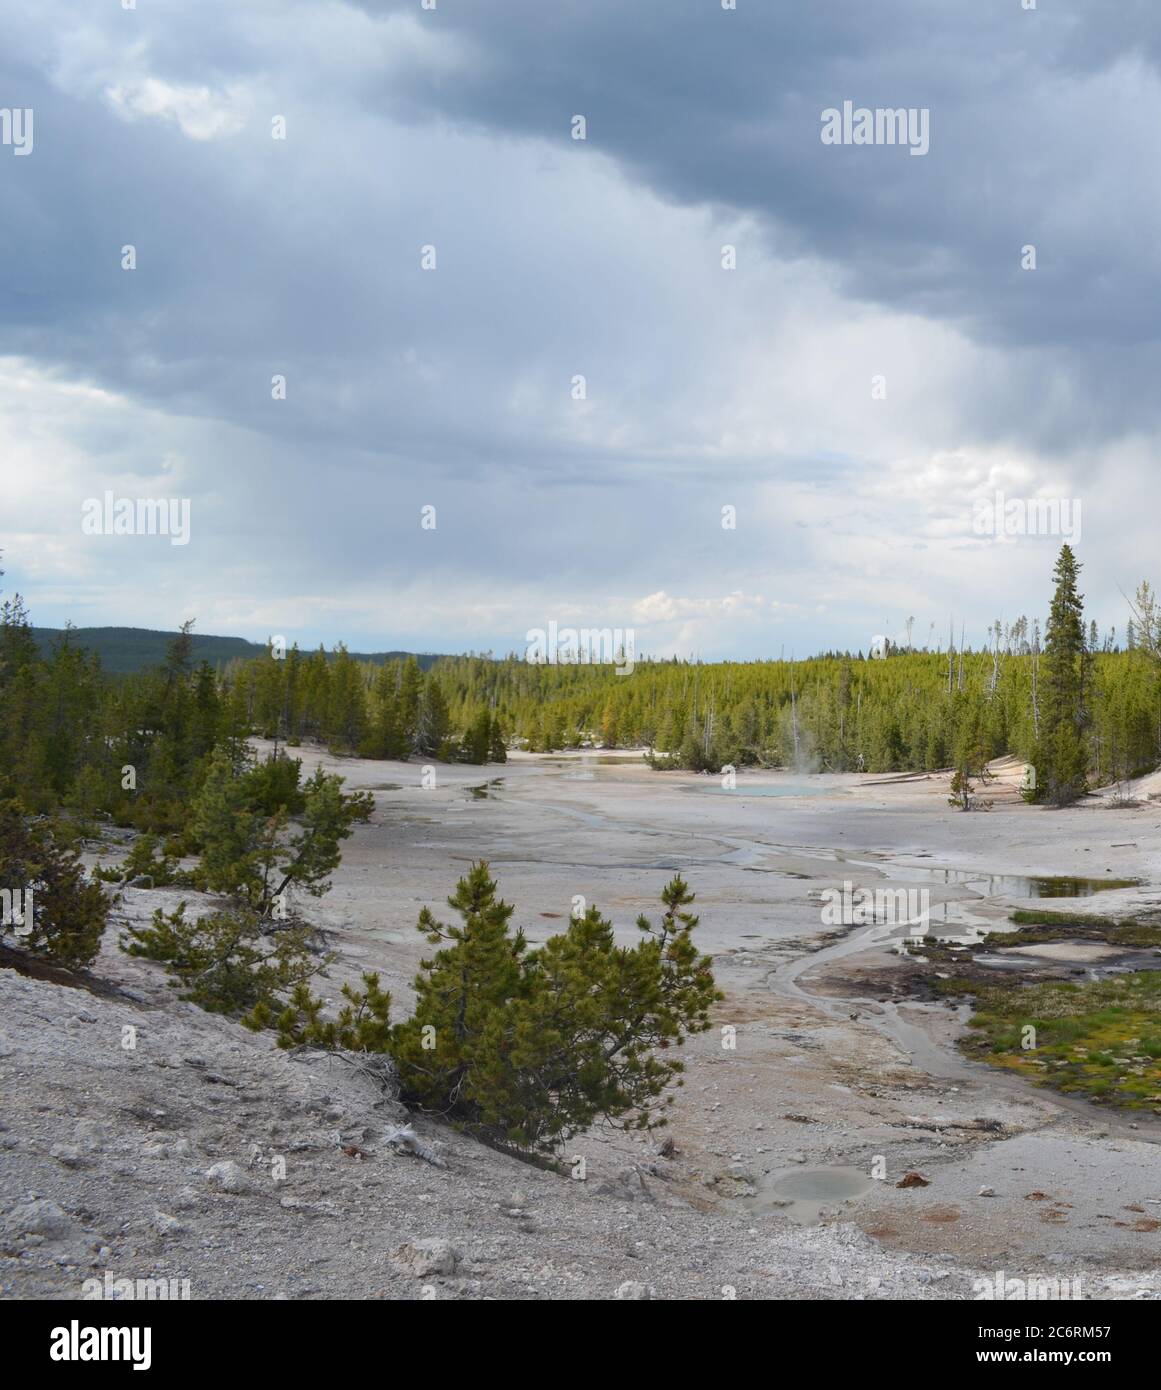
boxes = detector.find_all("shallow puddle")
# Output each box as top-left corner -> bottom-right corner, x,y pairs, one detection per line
541,755 -> 638,765
884,866 -> 1140,898
466,779 -> 505,800
1024,875 -> 1140,898
687,783 -> 841,799
750,1165 -> 874,1223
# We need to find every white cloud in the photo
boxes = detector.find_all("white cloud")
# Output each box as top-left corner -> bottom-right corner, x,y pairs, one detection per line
104,77 -> 251,140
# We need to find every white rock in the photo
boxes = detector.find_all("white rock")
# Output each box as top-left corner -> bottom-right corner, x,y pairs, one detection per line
4,1198 -> 73,1240
72,1119 -> 109,1152
390,1238 -> 462,1278
205,1160 -> 255,1194
384,1125 -> 446,1168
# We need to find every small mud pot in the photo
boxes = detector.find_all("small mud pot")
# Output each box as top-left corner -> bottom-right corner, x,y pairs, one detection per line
750,1166 -> 874,1224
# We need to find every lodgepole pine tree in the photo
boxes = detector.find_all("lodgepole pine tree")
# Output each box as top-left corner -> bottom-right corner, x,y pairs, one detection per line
123,902 -> 324,1015
948,701 -> 992,810
488,714 -> 507,763
325,646 -> 368,754
462,708 -> 491,763
1027,545 -> 1089,806
191,751 -> 372,915
0,800 -> 110,967
391,863 -> 720,1153
416,677 -> 450,756
249,971 -> 392,1051
397,657 -> 423,753
369,663 -> 404,759
391,862 -> 528,1117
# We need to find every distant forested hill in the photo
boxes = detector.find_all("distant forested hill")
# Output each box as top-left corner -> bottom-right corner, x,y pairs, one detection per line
31,627 -> 445,675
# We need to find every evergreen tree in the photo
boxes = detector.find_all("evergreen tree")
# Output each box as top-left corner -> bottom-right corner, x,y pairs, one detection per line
251,971 -> 392,1051
191,752 -> 372,916
416,677 -> 450,757
191,749 -> 266,900
252,647 -> 285,738
391,862 -> 528,1120
0,800 -> 110,967
123,902 -> 324,1015
397,657 -> 423,752
488,714 -> 507,763
600,698 -> 618,748
462,708 -> 492,764
1029,545 -> 1089,806
189,661 -> 222,762
265,767 -> 373,910
325,646 -> 368,754
391,864 -> 720,1153
299,647 -> 330,742
369,662 -> 404,759
948,702 -> 991,810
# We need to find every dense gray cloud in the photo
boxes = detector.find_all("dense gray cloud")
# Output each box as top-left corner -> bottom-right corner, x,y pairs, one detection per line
0,1 -> 1156,658
362,1 -> 1161,348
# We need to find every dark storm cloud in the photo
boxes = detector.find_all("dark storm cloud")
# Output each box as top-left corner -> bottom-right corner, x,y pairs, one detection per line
357,1 -> 1161,434
5,1 -> 1158,456
0,0 -> 1158,656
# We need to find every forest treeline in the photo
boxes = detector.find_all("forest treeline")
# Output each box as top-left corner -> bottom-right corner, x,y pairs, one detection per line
2,549 -> 1159,828
218,550 -> 1161,797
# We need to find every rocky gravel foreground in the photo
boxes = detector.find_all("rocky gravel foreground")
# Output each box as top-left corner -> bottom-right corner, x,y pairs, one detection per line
2,958 -> 1159,1302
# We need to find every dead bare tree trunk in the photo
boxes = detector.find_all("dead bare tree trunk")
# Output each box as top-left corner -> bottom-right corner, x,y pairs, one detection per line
790,663 -> 801,770
1031,618 -> 1041,739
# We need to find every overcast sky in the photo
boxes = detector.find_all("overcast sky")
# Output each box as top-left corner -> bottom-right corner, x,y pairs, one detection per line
1,1 -> 1158,659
